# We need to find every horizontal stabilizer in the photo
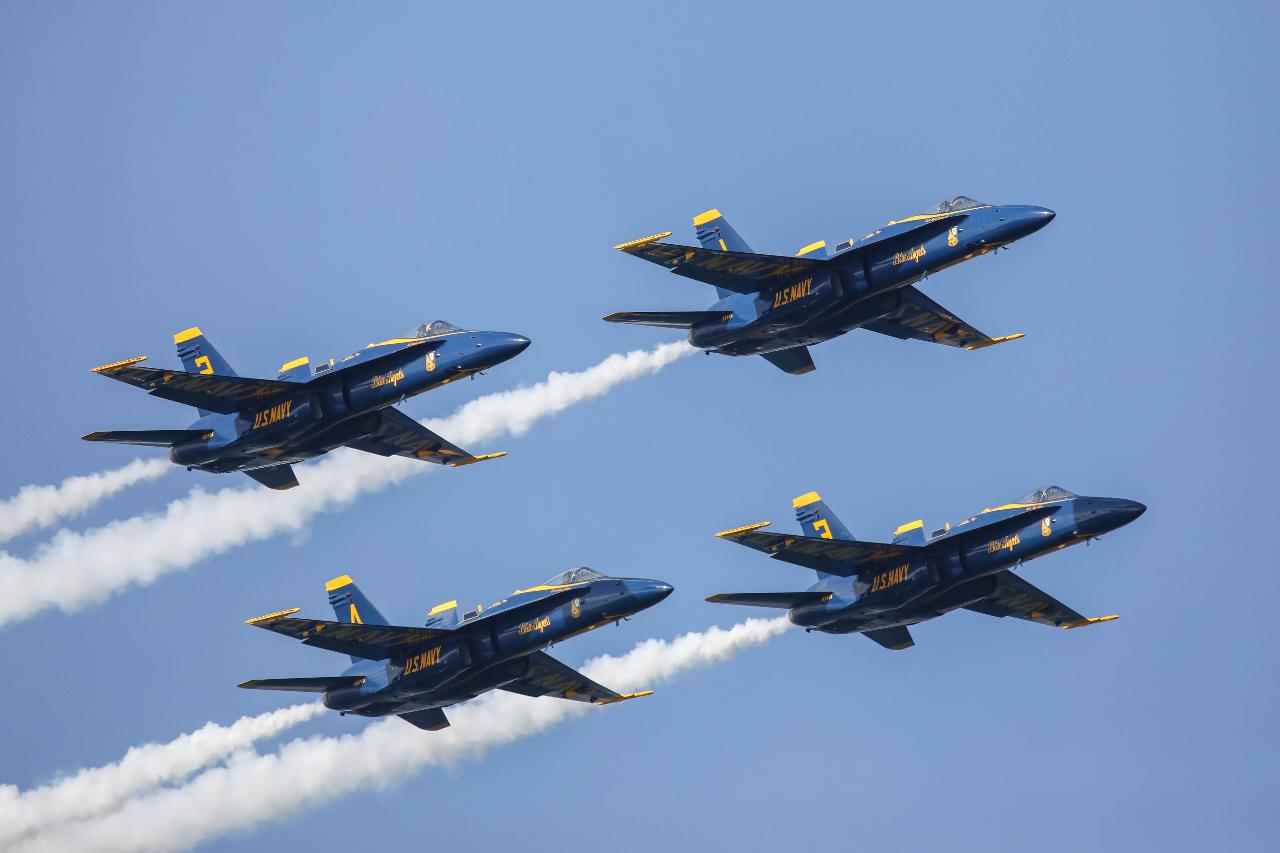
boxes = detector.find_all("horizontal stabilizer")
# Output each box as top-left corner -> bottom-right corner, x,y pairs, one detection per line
761,346 -> 815,375
602,310 -> 729,329
715,521 -> 922,576
344,406 -> 503,468
863,626 -> 915,650
82,429 -> 210,447
237,676 -> 363,693
399,707 -> 450,731
705,591 -> 829,609
244,464 -> 299,491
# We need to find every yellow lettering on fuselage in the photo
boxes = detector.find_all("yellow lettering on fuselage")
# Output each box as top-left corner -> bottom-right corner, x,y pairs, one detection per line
892,245 -> 927,265
251,400 -> 293,430
870,564 -> 910,593
402,645 -> 443,676
772,277 -> 814,309
371,368 -> 406,390
518,615 -> 552,635
987,533 -> 1021,554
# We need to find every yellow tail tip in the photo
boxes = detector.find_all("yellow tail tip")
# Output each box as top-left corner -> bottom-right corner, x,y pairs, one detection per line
173,327 -> 203,345
793,492 -> 822,508
692,209 -> 722,226
324,574 -> 354,592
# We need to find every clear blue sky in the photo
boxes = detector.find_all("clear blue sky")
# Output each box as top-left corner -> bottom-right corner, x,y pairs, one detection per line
3,2 -> 1278,850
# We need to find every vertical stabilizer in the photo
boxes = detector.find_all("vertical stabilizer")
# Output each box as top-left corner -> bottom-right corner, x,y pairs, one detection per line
793,492 -> 856,540
892,520 -> 927,546
326,575 -> 389,662
173,327 -> 238,417
693,208 -> 754,299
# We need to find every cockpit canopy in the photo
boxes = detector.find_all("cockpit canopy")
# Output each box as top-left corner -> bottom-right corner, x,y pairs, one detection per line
543,567 -> 606,586
1014,485 -> 1077,504
924,196 -> 990,215
403,320 -> 463,338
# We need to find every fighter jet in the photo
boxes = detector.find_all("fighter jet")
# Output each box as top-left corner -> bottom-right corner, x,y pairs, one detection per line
83,321 -> 530,489
606,197 -> 1054,374
240,569 -> 673,730
708,487 -> 1144,649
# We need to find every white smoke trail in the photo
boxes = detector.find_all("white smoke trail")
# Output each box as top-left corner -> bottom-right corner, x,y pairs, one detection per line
0,458 -> 170,543
0,702 -> 324,848
0,342 -> 692,628
15,617 -> 789,853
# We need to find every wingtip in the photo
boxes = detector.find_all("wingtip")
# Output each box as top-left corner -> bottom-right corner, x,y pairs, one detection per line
613,231 -> 672,251
599,690 -> 654,705
966,333 -> 1026,351
447,451 -> 507,468
714,521 -> 772,538
245,607 -> 301,625
91,355 -> 148,373
1063,614 -> 1119,629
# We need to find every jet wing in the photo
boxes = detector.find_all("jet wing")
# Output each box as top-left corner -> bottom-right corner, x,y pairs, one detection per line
344,407 -> 506,467
90,356 -> 296,414
245,608 -> 453,660
861,286 -> 1024,351
614,233 -> 822,294
863,626 -> 915,650
716,522 -> 922,576
498,650 -> 652,705
964,571 -> 1118,630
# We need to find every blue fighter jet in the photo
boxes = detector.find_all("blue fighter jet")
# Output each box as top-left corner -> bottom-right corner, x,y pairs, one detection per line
240,569 -> 673,730
83,321 -> 530,489
606,197 -> 1054,374
708,487 -> 1144,649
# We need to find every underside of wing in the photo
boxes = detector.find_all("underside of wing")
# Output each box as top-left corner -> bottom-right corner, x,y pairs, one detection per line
602,310 -> 730,328
498,650 -> 651,705
614,234 -> 822,294
964,571 -> 1117,629
705,591 -> 829,609
345,407 -> 505,467
244,464 -> 299,491
245,609 -> 452,660
861,285 -> 1023,351
715,522 -> 923,576
90,357 -> 297,414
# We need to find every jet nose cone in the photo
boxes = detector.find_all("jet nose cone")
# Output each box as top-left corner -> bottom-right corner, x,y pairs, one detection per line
1076,498 -> 1146,537
478,332 -> 531,368
1014,206 -> 1055,238
634,581 -> 674,609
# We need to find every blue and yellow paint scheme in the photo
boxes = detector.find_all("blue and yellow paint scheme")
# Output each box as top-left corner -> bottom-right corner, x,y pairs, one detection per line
239,569 -> 673,730
606,197 -> 1054,374
708,487 -> 1144,649
83,321 -> 530,489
